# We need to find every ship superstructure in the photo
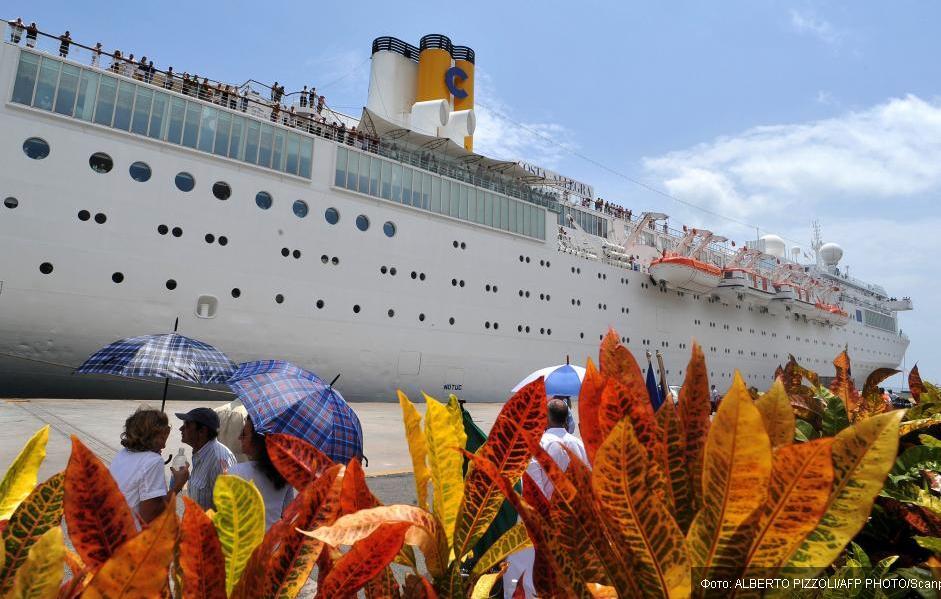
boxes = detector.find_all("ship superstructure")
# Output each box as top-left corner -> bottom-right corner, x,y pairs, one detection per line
0,26 -> 911,400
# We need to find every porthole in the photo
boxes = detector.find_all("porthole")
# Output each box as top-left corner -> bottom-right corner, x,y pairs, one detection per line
485,322 -> 491,329
255,191 -> 273,210
459,280 -> 465,287
23,138 -> 50,159
292,200 -> 309,218
460,242 -> 466,250
525,326 -> 530,333
453,241 -> 459,248
325,207 -> 339,224
494,322 -> 499,330
419,273 -> 425,281
282,248 -> 291,257
316,299 -> 324,309
356,215 -> 370,231
547,328 -> 552,335
292,250 -> 300,259
157,224 -> 168,234
275,294 -> 284,304
517,325 -> 523,332
205,234 -> 215,244
383,221 -> 396,237
381,266 -> 388,274
79,210 -> 91,221
89,152 -> 113,174
4,197 -> 19,209
388,309 -> 395,318
419,313 -> 425,321
218,236 -> 228,246
112,272 -> 124,283
580,332 -> 584,339
231,288 -> 241,298
353,305 -> 361,314
175,172 -> 195,192
39,262 -> 53,274
94,213 -> 106,224
331,257 -> 339,265
171,227 -> 183,237
129,161 -> 151,182
449,317 -> 455,325
390,267 -> 397,276
411,271 -> 417,279
165,279 -> 177,290
212,181 -> 231,201
322,255 -> 329,263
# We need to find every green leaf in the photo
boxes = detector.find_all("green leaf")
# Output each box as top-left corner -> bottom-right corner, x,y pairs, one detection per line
212,475 -> 265,596
795,419 -> 817,442
886,445 -> 941,487
820,388 -> 850,436
915,536 -> 941,555
0,426 -> 49,520
918,434 -> 941,448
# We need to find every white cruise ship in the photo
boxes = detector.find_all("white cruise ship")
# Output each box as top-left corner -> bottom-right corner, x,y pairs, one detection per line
0,26 -> 911,401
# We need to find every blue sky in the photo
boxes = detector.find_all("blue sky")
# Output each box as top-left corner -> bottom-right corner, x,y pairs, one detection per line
8,1 -> 938,385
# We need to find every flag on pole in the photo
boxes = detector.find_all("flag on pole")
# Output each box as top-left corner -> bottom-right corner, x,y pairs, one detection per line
646,362 -> 663,410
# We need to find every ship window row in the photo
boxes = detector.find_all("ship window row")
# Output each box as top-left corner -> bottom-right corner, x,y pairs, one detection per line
334,147 -> 546,241
558,205 -> 607,238
10,51 -> 313,178
863,309 -> 896,332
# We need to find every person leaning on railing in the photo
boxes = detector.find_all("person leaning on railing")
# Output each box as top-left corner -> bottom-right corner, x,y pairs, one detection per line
25,22 -> 37,47
8,18 -> 25,44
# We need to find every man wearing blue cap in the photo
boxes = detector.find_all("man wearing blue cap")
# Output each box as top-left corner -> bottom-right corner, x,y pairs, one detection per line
176,407 -> 237,510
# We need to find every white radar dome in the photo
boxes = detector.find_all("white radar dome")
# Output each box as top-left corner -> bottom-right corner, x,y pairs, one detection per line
760,234 -> 786,259
819,242 -> 843,266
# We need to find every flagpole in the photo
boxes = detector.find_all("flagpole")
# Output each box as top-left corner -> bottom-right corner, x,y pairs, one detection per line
656,350 -> 671,403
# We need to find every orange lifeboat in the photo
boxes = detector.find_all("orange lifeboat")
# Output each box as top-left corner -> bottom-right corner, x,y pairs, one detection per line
648,254 -> 722,293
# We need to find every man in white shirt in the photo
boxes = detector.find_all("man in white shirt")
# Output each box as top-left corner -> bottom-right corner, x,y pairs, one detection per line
504,399 -> 588,598
176,407 -> 237,510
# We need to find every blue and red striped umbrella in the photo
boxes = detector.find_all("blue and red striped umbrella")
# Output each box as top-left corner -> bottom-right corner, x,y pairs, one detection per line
226,360 -> 363,464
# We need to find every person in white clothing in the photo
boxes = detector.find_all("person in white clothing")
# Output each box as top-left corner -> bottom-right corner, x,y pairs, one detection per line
504,399 -> 588,598
109,408 -> 189,525
229,415 -> 295,530
214,398 -> 249,462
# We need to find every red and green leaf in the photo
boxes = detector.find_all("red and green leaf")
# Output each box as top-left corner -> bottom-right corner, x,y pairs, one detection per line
178,496 -> 227,599
316,522 -> 410,598
266,433 -> 334,490
0,472 -> 64,595
678,342 -> 711,515
340,457 -> 381,516
910,365 -> 925,401
577,358 -> 606,463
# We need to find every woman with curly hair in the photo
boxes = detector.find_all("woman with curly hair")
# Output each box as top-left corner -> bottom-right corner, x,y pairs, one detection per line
230,415 -> 295,530
109,407 -> 189,525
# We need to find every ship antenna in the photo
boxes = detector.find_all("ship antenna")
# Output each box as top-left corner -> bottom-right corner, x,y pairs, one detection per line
811,220 -> 823,267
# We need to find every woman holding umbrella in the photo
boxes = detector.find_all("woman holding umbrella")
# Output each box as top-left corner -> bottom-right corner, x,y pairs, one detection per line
230,415 -> 295,530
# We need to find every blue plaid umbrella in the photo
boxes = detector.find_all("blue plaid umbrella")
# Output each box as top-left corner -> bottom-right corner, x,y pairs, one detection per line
226,360 -> 363,464
77,333 -> 235,384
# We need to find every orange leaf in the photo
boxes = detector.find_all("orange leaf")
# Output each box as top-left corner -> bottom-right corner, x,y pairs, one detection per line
743,438 -> 834,571
910,364 -> 925,401
782,356 -> 824,424
577,358 -> 606,463
316,522 -> 410,598
267,433 -> 334,489
452,378 -> 547,562
82,499 -> 179,599
593,418 -> 690,597
402,574 -> 437,599
63,436 -> 136,569
511,578 -> 526,599
686,373 -> 772,573
677,342 -> 710,516
179,497 -> 226,599
863,368 -> 901,400
830,350 -> 861,418
657,397 -> 692,527
341,458 -> 381,516
234,464 -> 343,598
598,328 -> 642,382
364,566 -> 400,599
599,378 -> 666,484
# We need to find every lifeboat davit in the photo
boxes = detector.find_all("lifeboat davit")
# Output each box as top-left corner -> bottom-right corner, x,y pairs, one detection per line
771,283 -> 816,316
648,254 -> 722,293
814,302 -> 850,326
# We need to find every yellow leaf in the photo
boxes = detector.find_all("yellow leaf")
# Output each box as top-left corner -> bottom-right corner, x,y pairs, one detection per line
212,475 -> 265,595
10,526 -> 63,599
398,390 -> 431,513
687,372 -> 772,573
593,417 -> 691,598
743,439 -> 834,571
756,380 -> 795,449
470,522 -> 532,577
470,562 -> 508,599
423,393 -> 466,551
82,502 -> 178,599
784,410 -> 904,573
0,426 -> 49,520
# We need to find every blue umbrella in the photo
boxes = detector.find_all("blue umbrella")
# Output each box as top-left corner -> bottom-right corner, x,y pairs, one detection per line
226,360 -> 363,465
646,361 -> 664,410
512,364 -> 586,397
77,332 -> 236,410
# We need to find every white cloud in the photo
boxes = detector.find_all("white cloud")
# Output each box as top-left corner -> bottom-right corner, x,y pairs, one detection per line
643,95 -> 941,218
789,9 -> 844,46
471,70 -> 574,167
816,90 -> 836,106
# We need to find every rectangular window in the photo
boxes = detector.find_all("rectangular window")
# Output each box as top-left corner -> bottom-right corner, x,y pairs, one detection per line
33,57 -> 61,111
391,163 -> 403,202
484,194 -> 493,226
401,168 -> 412,204
453,185 -> 464,218
229,116 -> 244,160
509,198 -> 517,232
523,204 -> 531,236
346,151 -> 359,191
467,187 -> 478,222
257,124 -> 273,167
181,102 -> 201,148
412,168 -> 423,206
130,86 -> 152,134
516,203 -> 524,234
459,186 -> 469,220
381,161 -> 391,199
299,138 -> 313,178
197,106 -> 218,153
93,75 -> 117,126
243,120 -> 260,164
271,131 -> 285,172
165,96 -> 185,144
284,134 -> 299,175
54,63 -> 80,116
500,196 -> 509,230
536,209 -> 546,239
12,52 -> 40,105
335,147 -> 348,187
422,174 -> 431,209
147,91 -> 168,139
214,112 -> 232,157
74,70 -> 99,122
112,80 -> 135,131
433,177 -> 443,212
369,157 -> 380,195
